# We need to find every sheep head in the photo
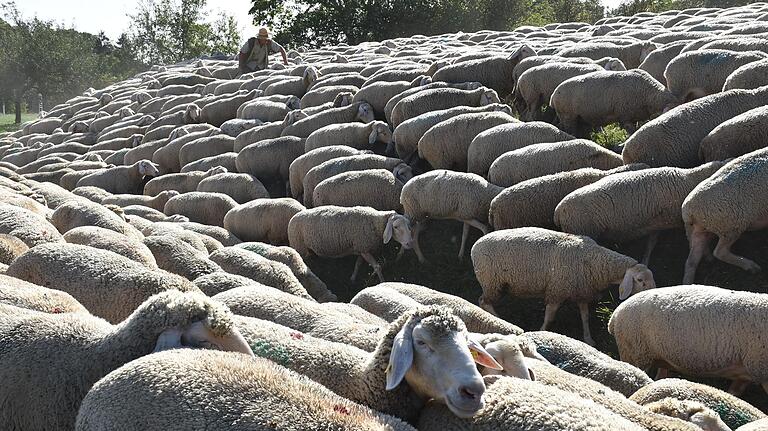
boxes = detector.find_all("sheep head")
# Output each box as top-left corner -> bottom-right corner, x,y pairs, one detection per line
284,110 -> 308,126
286,96 -> 302,110
99,93 -> 114,107
383,213 -> 413,249
118,107 -> 135,118
138,115 -> 155,127
164,214 -> 190,223
68,121 -> 89,133
303,67 -> 320,87
356,102 -> 375,123
369,121 -> 393,146
603,58 -> 627,71
184,104 -> 201,124
619,263 -> 656,300
130,134 -> 144,148
206,166 -> 229,177
508,44 -> 537,63
138,160 -> 160,178
333,92 -> 354,107
479,89 -> 501,105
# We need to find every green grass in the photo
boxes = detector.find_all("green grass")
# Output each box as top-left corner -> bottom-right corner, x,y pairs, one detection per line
591,123 -> 628,148
0,113 -> 37,134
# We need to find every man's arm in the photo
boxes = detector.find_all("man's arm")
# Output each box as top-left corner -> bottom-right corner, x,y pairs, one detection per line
279,46 -> 289,66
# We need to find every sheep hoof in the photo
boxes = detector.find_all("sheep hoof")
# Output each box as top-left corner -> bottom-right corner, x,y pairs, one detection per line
746,262 -> 762,274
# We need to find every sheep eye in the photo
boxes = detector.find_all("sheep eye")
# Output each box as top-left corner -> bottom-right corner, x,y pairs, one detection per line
416,340 -> 427,347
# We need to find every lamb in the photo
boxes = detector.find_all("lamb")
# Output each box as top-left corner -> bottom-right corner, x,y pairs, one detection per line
471,228 -> 655,345
235,241 -> 337,302
101,189 -> 180,211
0,290 -> 253,431
664,49 -> 768,101
63,226 -> 157,269
467,121 -> 575,177
163,191 -> 238,227
50,198 -> 144,241
237,96 -> 301,121
550,69 -> 678,136
235,136 -> 305,193
143,166 -> 228,195
6,243 -> 200,323
0,204 -> 63,247
76,159 -> 160,194
0,273 -> 88,314
698,106 -> 768,162
416,111 -> 517,171
622,86 -> 768,168
390,86 -> 500,128
75,349 -> 417,431
288,206 -> 413,282
305,120 -> 393,153
209,247 -> 314,300
488,139 -> 624,187
432,45 -> 536,98
196,172 -> 269,203
142,234 -> 222,280
610,285 -> 768,397
400,170 -> 503,262
682,148 -> 768,283
281,101 -> 375,138
222,196 -> 306,244
489,164 -> 647,231
313,167 -> 411,211
722,58 -> 768,90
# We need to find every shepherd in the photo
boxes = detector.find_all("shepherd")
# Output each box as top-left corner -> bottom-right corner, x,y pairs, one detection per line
239,27 -> 289,73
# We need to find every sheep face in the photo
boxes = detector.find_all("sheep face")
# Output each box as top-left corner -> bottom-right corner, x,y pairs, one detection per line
333,92 -> 354,107
383,214 -> 414,249
138,160 -> 161,178
184,104 -> 201,124
369,122 -> 393,145
639,42 -> 657,63
131,135 -> 143,147
356,102 -> 375,123
392,164 -> 413,183
286,96 -> 302,110
480,90 -> 501,105
619,263 -> 656,300
155,319 -> 254,356
284,110 -> 308,126
206,166 -> 228,176
603,59 -> 627,71
387,310 -> 501,418
478,339 -> 535,380
118,107 -> 135,118
99,93 -> 114,106
138,115 -> 155,127
68,121 -> 89,133
509,44 -> 537,62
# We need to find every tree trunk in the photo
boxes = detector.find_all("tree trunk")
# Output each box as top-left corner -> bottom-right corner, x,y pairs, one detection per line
14,98 -> 21,124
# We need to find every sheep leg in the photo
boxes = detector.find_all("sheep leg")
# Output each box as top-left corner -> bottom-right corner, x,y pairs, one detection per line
713,233 -> 761,274
641,232 -> 659,266
361,252 -> 385,283
458,223 -> 470,261
412,221 -> 427,263
655,368 -> 669,380
728,380 -> 751,396
540,302 -> 561,331
350,256 -> 364,281
578,302 -> 595,346
683,226 -> 714,284
478,293 -> 500,316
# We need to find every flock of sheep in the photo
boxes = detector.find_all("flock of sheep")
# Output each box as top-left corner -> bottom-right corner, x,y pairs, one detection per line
2,1 -> 768,430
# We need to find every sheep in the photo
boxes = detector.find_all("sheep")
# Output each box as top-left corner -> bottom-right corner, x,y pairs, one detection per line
470,121 -> 577,180
289,146 -> 370,203
0,233 -> 28,265
682,148 -> 768,283
723,58 -> 768,90
643,398 -> 732,431
472,228 -> 655,345
551,69 -> 678,136
0,204 -> 63,247
196,172 -> 269,203
0,273 -> 88,314
233,110 -> 308,152
50,198 -> 144,241
664,49 -> 768,101
432,45 -> 536,98
209,247 -> 314,300
237,96 -> 301,121
180,152 -> 237,173
235,136 -> 305,194
610,284 -> 768,398
300,84 -> 360,107
488,139 -> 624,187
152,125 -> 219,173
699,105 -> 768,162
178,134 -> 234,168
288,206 -> 413,282
416,111 -> 517,171
305,120 -> 393,153
192,271 -> 269,296
71,186 -> 113,203
558,40 -> 656,69
143,166 -> 228,195
189,89 -> 259,126
392,103 -> 513,160
737,419 -> 768,431
235,241 -> 337,302
0,290 -> 253,431
177,221 -> 241,247
122,205 -> 188,223
622,86 -> 768,168
390,86 -> 500,128
400,170 -> 502,262
101,189 -> 179,211
313,167 -> 411,211
281,101 -> 375,138
75,349 -> 417,431
143,234 -> 222,280
263,67 -> 320,97
303,154 -> 405,207
351,77 -> 425,119
163,191 -> 237,227
223,197 -> 306,245
309,72 -> 366,90
489,164 -> 647,231
63,226 -> 157,269
76,159 -> 160,194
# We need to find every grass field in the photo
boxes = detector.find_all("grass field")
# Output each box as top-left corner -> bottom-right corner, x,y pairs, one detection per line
0,113 -> 37,134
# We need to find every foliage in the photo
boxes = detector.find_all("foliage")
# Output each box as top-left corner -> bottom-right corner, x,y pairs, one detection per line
591,123 -> 629,148
610,0 -> 755,16
128,0 -> 241,65
249,0 -> 605,48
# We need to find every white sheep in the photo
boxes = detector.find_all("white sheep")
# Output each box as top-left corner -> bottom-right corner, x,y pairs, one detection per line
163,191 -> 237,227
664,49 -> 768,101
289,146 -> 371,202
75,160 -> 160,194
698,105 -> 768,162
196,171 -> 269,203
313,167 -> 412,211
223,197 -> 305,245
281,101 -> 375,138
304,120 -> 393,153
0,273 -> 87,314
63,226 -> 157,269
143,166 -> 228,195
390,86 -> 500,128
101,190 -> 180,211
235,136 -> 305,194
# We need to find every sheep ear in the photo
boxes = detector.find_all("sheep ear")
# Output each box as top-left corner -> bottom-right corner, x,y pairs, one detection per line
468,338 -> 504,371
368,129 -> 378,145
618,268 -> 635,300
386,324 -> 414,390
383,216 -> 394,244
508,45 -> 524,61
528,366 -> 536,381
153,327 -> 184,353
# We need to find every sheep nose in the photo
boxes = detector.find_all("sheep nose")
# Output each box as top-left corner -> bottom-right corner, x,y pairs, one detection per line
459,383 -> 483,401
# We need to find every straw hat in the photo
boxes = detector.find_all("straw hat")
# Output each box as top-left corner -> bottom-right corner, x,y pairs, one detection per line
257,28 -> 270,40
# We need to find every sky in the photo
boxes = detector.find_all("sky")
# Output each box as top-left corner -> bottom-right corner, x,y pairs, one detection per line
15,0 -> 260,41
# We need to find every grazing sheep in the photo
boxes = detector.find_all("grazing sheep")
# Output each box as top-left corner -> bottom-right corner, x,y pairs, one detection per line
551,69 -> 678,136
143,166 -> 228,195
75,349 -> 417,431
233,110 -> 307,152
223,197 -> 305,245
0,273 -> 88,314
192,271 -> 270,296
0,204 -> 63,247
699,105 -> 768,162
235,136 -> 305,193
75,159 -> 160,194
63,226 -> 157,268
313,168 -> 411,211
401,170 -> 502,262
390,86 -> 500,128
163,191 -> 237,227
191,89 -> 259,126
101,190 -> 179,211
305,120 -> 393,153
0,290 -> 253,431
123,205 -> 188,222
50,198 -> 144,241
303,154 -> 405,207
488,139 -> 624,187
6,243 -> 200,322
196,172 -> 269,203
143,234 -> 221,280
472,228 -> 655,345
382,82 -> 483,125
152,125 -> 219,173
281,101 -> 375,138
638,41 -> 688,84
664,49 -> 768,101
723,58 -> 768,91
622,86 -> 768,168
288,206 -> 414,282
177,221 -> 240,247
682,147 -> 768,282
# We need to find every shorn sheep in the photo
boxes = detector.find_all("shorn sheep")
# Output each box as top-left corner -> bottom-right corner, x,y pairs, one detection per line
472,228 -> 655,345
288,205 -> 414,282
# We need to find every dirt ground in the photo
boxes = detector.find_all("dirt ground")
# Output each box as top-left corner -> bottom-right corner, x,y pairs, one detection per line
306,219 -> 768,413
